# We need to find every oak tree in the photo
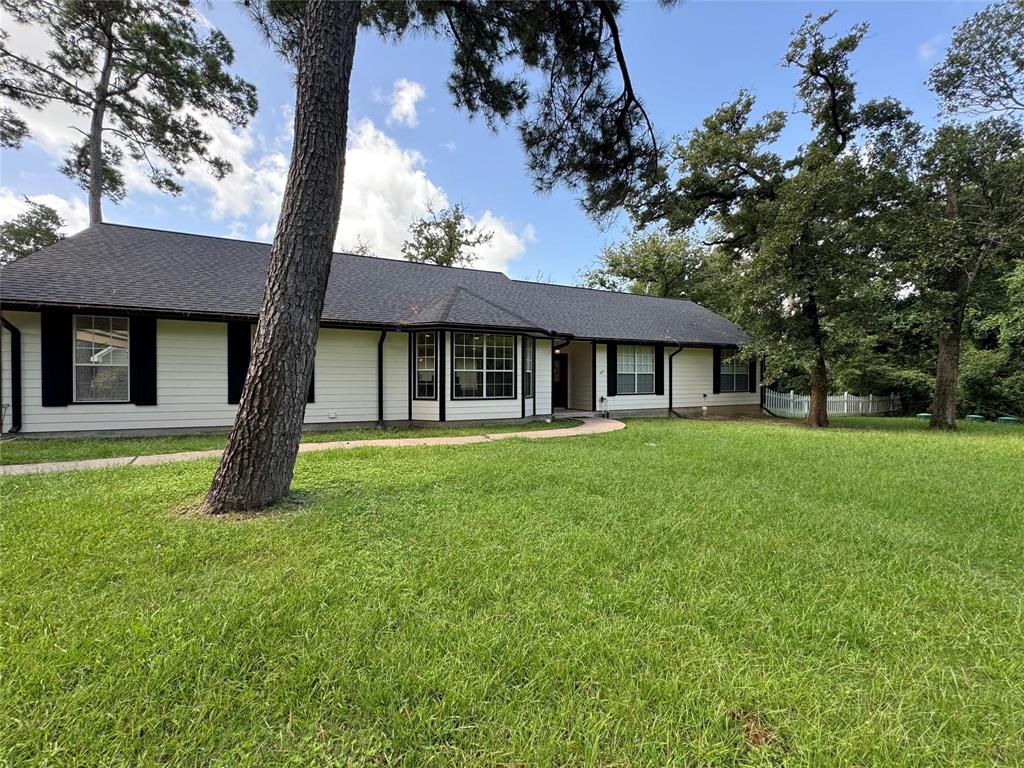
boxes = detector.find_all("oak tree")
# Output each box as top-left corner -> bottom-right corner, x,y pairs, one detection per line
0,199 -> 63,264
646,13 -> 887,427
401,203 -> 492,267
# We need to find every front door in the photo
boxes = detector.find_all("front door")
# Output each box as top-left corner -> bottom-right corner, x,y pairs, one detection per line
552,352 -> 569,409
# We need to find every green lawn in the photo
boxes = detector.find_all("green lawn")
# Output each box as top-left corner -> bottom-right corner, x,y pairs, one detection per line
0,419 -> 575,465
2,418 -> 1022,766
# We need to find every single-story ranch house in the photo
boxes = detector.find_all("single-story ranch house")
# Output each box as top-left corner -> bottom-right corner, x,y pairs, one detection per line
0,224 -> 760,435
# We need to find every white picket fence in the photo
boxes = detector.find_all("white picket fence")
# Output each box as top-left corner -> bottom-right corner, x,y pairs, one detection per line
763,388 -> 901,418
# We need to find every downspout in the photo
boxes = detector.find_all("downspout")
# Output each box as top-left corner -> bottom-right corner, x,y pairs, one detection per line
377,330 -> 387,425
552,339 -> 570,417
590,341 -> 597,412
668,344 -> 684,419
1,316 -> 22,433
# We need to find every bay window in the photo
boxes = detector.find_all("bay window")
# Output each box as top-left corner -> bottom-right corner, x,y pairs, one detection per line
453,332 -> 515,398
414,332 -> 436,399
523,337 -> 534,398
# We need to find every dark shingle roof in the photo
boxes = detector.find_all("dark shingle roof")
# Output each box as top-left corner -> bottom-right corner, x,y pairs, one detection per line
0,224 -> 750,346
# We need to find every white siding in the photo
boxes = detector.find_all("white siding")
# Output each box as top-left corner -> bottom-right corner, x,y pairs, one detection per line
2,314 -> 425,434
534,338 -> 552,416
382,332 -> 410,421
444,331 -> 525,421
1,319 -> 12,432
604,343 -> 668,411
603,345 -> 760,413
7,312 -> 239,433
671,347 -> 760,408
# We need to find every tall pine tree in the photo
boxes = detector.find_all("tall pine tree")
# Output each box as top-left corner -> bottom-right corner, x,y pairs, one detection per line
0,0 -> 258,223
203,0 -> 662,513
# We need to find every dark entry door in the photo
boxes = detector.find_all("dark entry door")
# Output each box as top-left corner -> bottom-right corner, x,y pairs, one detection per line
552,353 -> 568,409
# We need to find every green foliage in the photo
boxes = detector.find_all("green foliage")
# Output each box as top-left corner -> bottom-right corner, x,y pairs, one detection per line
57,139 -> 127,202
929,0 -> 1024,115
0,104 -> 27,147
960,344 -> 1024,417
246,0 -> 662,219
0,0 -> 258,214
649,13 -> 895,393
2,419 -> 1022,765
0,199 -> 63,264
400,202 -> 493,267
580,228 -> 717,300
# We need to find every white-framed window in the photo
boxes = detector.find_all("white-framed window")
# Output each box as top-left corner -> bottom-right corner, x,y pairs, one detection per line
616,345 -> 655,395
523,337 -> 534,398
74,315 -> 130,402
453,332 -> 515,398
719,350 -> 749,392
415,331 -> 436,399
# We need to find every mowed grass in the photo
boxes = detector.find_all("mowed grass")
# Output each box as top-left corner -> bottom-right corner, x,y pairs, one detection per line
2,419 -> 1022,766
0,419 -> 576,465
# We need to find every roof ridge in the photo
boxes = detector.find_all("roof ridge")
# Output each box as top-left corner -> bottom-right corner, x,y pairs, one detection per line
92,223 -> 512,277
456,285 -> 546,329
507,276 -> 703,307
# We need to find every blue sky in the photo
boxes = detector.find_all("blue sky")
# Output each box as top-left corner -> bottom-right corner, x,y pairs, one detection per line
1,1 -> 982,283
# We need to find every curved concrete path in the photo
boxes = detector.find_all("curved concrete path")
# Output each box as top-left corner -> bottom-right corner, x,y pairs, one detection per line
0,417 -> 625,477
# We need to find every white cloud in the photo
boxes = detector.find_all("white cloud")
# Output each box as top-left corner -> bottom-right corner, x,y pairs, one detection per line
2,15 -> 530,274
468,211 -> 532,272
386,78 -> 426,128
917,33 -> 946,64
0,187 -> 90,234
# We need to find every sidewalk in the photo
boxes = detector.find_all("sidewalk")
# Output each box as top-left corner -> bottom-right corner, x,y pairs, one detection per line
0,417 -> 625,477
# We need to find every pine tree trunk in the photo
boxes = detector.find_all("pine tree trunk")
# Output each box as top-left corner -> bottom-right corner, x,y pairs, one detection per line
930,308 -> 964,431
202,0 -> 360,514
806,353 -> 829,428
88,24 -> 115,225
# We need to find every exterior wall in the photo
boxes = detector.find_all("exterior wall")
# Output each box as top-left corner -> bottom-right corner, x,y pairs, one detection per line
1,320 -> 12,432
671,347 -> 760,410
1,308 -> 759,434
600,344 -> 761,416
565,340 -> 593,411
534,338 -> 553,416
2,312 -> 419,434
5,311 -> 240,433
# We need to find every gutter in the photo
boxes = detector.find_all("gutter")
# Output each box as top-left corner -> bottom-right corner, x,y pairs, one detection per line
377,330 -> 387,424
668,344 -> 684,419
1,316 -> 21,432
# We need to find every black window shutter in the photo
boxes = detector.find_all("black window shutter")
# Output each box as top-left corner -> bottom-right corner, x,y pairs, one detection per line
40,309 -> 73,406
307,362 -> 315,403
654,344 -> 665,395
712,347 -> 722,394
227,321 -> 252,404
129,316 -> 158,405
748,357 -> 757,393
606,342 -> 617,397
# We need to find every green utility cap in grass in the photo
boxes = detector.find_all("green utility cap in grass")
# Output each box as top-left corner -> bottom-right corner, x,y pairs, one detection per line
966,414 -> 986,422
996,416 -> 1021,425
916,413 -> 931,420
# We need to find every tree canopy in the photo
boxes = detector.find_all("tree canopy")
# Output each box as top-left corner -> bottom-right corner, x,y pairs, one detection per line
0,199 -> 63,264
0,0 -> 258,223
401,203 -> 493,267
929,0 -> 1024,115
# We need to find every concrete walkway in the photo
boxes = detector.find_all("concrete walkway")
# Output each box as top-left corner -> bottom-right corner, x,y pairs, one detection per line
0,417 -> 625,477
